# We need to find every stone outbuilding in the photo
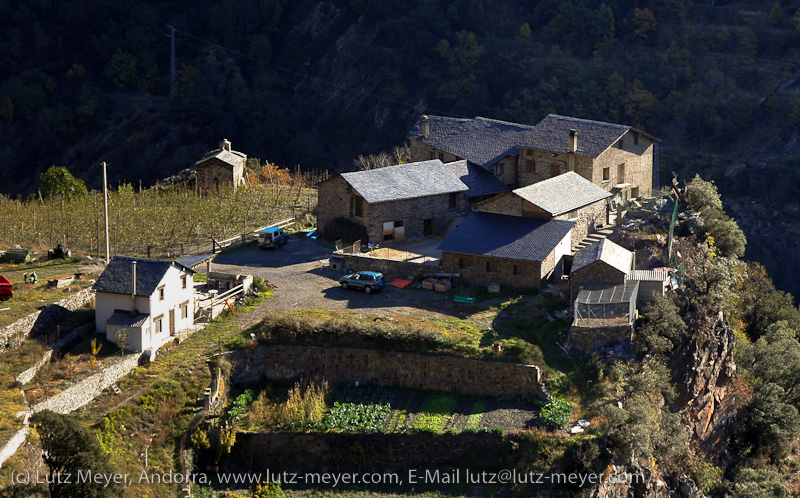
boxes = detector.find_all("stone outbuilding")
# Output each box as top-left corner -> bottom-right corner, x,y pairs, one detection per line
408,114 -> 661,200
438,211 -> 574,289
474,171 -> 611,244
316,159 -> 469,244
195,139 -> 247,192
570,238 -> 634,302
569,281 -> 639,354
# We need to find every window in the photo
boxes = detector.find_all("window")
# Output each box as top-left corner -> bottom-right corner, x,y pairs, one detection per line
526,160 -> 535,173
449,192 -> 459,209
181,275 -> 187,289
602,167 -> 610,182
438,152 -> 444,161
486,261 -> 497,273
429,151 -> 434,159
158,286 -> 165,301
154,316 -> 163,334
353,195 -> 363,217
181,302 -> 189,319
551,164 -> 559,177
513,264 -> 520,276
459,258 -> 465,269
495,164 -> 504,176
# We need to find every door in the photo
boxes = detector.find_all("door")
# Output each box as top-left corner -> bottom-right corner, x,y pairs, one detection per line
169,309 -> 175,335
423,219 -> 434,236
616,163 -> 626,185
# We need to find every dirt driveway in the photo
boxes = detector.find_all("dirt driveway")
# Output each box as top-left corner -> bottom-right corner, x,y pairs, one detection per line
210,235 -> 478,320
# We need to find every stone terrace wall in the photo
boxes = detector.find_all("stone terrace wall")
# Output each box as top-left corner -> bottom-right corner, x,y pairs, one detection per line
341,253 -> 442,281
31,353 -> 140,414
228,432 -> 506,473
568,325 -> 633,356
233,345 -> 545,399
0,288 -> 94,355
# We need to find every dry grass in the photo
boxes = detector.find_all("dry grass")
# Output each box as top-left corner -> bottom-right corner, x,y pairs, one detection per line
248,378 -> 328,429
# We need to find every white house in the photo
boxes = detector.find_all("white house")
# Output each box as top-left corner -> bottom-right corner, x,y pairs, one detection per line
93,256 -> 195,357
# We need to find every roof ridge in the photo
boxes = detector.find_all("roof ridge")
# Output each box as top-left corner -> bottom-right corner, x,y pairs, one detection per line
545,114 -> 631,129
474,116 -> 538,128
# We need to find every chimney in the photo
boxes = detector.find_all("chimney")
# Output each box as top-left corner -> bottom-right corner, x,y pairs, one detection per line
219,139 -> 232,151
421,115 -> 429,138
131,260 -> 137,313
569,129 -> 578,154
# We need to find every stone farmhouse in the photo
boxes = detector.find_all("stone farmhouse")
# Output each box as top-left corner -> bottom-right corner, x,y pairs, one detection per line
195,139 -> 247,192
438,211 -> 574,289
407,114 -> 660,200
316,159 -> 470,244
93,256 -> 195,358
474,172 -> 611,245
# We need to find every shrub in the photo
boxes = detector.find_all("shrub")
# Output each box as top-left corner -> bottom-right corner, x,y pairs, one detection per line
538,397 -> 573,428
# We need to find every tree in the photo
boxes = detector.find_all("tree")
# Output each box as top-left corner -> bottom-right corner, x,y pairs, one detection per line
686,175 -> 723,215
635,293 -> 687,355
769,3 -> 784,26
736,262 -> 800,340
740,383 -> 800,457
39,166 -> 88,200
632,8 -> 657,42
354,144 -> 411,170
114,328 -> 129,354
727,468 -> 788,498
704,213 -> 747,259
30,410 -> 123,498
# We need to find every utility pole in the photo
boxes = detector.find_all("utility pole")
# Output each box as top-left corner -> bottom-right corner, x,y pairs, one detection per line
102,162 -> 110,262
167,25 -> 177,98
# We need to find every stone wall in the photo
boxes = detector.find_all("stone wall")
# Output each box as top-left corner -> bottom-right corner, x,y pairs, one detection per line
227,432 -> 506,473
0,423 -> 29,469
568,325 -> 633,355
16,322 -> 94,386
441,252 -> 541,289
0,288 -> 94,355
474,193 -> 523,216
555,199 -> 609,246
340,253 -> 442,280
196,158 -> 246,192
592,134 -> 655,197
31,353 -> 141,414
232,345 -> 545,400
570,261 -> 627,302
316,176 -> 354,240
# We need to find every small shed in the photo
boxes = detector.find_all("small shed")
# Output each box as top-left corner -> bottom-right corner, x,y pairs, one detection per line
627,270 -> 669,304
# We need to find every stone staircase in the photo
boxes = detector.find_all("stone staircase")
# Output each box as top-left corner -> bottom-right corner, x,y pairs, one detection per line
572,227 -> 614,254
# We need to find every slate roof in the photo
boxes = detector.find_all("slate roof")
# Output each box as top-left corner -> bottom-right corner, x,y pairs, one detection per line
408,116 -> 535,167
107,310 -> 150,328
196,147 -> 247,167
408,114 -> 661,164
512,172 -> 611,215
340,160 -> 468,204
93,256 -> 177,297
445,160 -> 508,198
571,239 -> 633,276
437,211 -> 574,262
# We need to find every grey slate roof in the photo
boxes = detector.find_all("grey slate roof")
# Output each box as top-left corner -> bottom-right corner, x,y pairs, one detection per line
513,172 -> 611,215
571,239 -> 633,276
93,256 -> 177,297
107,310 -> 150,328
445,160 -> 508,198
408,114 -> 661,164
196,147 -> 247,167
437,211 -> 574,262
340,160 -> 468,204
408,116 -> 535,167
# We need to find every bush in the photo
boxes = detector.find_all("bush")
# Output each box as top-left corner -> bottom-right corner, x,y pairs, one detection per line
321,216 -> 368,243
538,397 -> 573,428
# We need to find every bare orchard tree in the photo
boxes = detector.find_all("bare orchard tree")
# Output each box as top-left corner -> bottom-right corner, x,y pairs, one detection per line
354,144 -> 412,170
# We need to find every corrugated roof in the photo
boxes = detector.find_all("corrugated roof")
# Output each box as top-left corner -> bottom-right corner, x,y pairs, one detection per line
407,114 -> 661,164
93,256 -> 176,297
174,254 -> 214,270
340,160 -> 468,204
437,211 -> 574,262
196,149 -> 247,167
107,310 -> 150,328
444,160 -> 508,198
408,116 -> 535,167
571,239 -> 633,275
628,270 -> 670,282
575,282 -> 639,305
512,172 -> 611,215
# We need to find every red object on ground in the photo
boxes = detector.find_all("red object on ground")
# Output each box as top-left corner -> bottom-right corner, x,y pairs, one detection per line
390,279 -> 413,289
0,275 -> 12,301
